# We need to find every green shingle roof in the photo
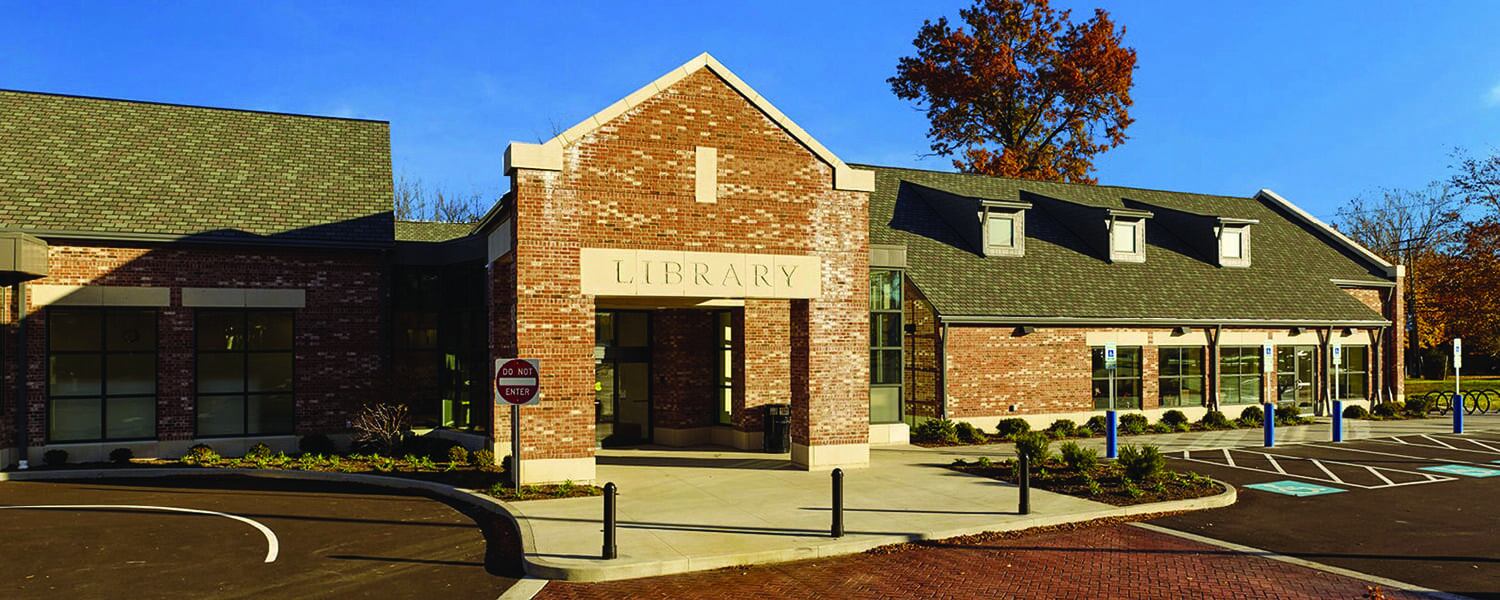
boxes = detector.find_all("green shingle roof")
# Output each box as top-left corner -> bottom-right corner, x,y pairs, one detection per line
395,220 -> 476,242
0,90 -> 393,247
863,165 -> 1392,324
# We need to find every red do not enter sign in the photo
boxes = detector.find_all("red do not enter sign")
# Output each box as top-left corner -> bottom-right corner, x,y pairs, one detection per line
495,358 -> 540,406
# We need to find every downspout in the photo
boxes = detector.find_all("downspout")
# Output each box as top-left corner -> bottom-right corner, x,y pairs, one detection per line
1373,326 -> 1386,405
13,283 -> 27,469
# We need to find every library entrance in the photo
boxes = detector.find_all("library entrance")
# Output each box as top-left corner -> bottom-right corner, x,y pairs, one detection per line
595,310 -> 651,447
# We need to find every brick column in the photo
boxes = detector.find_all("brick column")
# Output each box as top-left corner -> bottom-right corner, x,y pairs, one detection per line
499,169 -> 597,484
1390,268 -> 1406,401
789,187 -> 870,470
737,300 -> 790,441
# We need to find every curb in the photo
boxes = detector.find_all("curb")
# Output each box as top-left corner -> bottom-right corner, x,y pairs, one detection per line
0,466 -> 541,560
517,480 -> 1237,582
1,467 -> 1235,583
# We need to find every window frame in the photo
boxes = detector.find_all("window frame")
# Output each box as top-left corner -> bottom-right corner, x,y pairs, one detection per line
869,269 -> 904,424
1218,346 -> 1264,405
1157,346 -> 1206,408
1217,225 -> 1252,267
713,310 -> 733,426
1109,218 -> 1146,263
1334,345 -> 1369,401
982,210 -> 1025,257
1091,345 -> 1143,410
45,307 -> 159,443
194,308 -> 296,438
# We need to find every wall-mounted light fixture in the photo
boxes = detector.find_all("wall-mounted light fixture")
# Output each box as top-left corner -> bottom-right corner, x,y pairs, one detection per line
1015,325 -> 1036,336
1173,326 -> 1192,336
1341,327 -> 1354,336
1290,327 -> 1304,336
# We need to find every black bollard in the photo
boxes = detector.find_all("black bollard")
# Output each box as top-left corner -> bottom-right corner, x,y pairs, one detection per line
1019,453 -> 1031,515
603,482 -> 617,559
831,467 -> 845,538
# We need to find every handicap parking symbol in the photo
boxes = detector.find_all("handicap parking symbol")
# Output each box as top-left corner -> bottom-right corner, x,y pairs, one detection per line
1244,480 -> 1346,497
1419,464 -> 1500,478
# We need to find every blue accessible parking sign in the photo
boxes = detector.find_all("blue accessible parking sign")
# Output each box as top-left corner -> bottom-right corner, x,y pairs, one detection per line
1244,480 -> 1346,497
1419,464 -> 1500,478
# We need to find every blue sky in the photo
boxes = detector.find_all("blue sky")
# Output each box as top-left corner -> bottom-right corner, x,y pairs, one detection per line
4,1 -> 1499,221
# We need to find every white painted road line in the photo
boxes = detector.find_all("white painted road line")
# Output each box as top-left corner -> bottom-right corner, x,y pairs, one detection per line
1176,449 -> 1454,490
497,577 -> 549,600
1420,435 -> 1458,450
0,504 -> 280,563
1370,438 -> 1500,456
1432,434 -> 1500,454
1132,523 -> 1471,600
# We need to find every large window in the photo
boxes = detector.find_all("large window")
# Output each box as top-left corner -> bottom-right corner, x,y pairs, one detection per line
1091,346 -> 1142,409
869,270 -> 903,423
715,311 -> 733,426
1335,346 -> 1369,401
1219,346 -> 1263,405
1158,347 -> 1205,407
197,310 -> 294,437
48,309 -> 157,442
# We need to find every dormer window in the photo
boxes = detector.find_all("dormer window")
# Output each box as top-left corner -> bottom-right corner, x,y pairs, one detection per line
980,199 -> 1029,257
1216,218 -> 1257,268
1107,209 -> 1151,263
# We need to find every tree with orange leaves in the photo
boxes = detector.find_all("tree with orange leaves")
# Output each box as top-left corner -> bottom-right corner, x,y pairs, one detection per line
889,0 -> 1137,183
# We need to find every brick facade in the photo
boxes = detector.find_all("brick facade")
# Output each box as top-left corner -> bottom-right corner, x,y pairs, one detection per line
15,242 -> 386,449
495,67 -> 870,475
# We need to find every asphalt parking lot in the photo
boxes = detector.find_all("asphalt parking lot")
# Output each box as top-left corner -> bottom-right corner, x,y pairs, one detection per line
0,476 -> 520,600
1153,428 -> 1500,599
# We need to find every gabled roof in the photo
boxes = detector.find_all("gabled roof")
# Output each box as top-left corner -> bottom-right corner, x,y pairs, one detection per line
503,53 -> 875,192
866,165 -> 1395,325
0,89 -> 394,248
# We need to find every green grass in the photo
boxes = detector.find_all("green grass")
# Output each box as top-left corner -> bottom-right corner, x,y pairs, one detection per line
1406,376 -> 1500,395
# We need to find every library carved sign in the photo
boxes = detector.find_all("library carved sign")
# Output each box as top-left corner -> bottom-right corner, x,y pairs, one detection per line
580,248 -> 821,299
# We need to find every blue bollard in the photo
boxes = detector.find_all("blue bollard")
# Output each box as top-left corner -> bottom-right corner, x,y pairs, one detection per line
1454,393 -> 1465,434
1263,403 -> 1275,448
1332,400 -> 1343,443
1106,410 -> 1118,459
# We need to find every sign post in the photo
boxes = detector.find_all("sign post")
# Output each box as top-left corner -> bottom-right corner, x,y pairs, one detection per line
495,358 -> 541,494
1454,338 -> 1464,434
1104,343 -> 1118,459
1331,343 -> 1342,415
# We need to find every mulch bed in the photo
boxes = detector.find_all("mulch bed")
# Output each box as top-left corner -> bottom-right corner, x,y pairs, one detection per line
949,458 -> 1223,506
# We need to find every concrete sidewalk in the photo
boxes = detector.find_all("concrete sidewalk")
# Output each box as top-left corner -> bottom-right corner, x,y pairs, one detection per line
505,415 -> 1493,582
506,445 -> 1231,581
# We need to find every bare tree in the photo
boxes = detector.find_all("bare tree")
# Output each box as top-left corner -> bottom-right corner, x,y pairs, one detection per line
1335,183 -> 1462,378
391,173 -> 493,223
1452,148 -> 1500,211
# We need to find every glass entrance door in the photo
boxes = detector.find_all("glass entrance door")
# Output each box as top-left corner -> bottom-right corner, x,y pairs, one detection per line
595,311 -> 651,447
1276,346 -> 1317,413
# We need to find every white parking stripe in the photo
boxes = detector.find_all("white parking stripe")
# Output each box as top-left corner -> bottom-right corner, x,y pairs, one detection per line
1262,453 -> 1287,475
1364,466 -> 1395,486
1432,434 -> 1500,454
0,504 -> 279,563
1420,435 -> 1459,450
1222,448 -> 1236,467
1174,448 -> 1455,490
1369,438 -> 1498,456
1311,460 -> 1344,484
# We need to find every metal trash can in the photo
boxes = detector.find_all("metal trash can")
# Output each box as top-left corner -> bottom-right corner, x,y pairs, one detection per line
764,404 -> 791,453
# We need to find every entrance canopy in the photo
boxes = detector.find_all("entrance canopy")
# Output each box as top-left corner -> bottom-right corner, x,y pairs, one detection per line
0,232 -> 48,286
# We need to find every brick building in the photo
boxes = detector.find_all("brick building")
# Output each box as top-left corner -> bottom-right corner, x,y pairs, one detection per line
0,54 -> 1402,483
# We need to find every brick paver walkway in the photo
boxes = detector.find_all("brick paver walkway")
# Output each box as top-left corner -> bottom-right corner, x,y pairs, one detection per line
536,521 -> 1423,599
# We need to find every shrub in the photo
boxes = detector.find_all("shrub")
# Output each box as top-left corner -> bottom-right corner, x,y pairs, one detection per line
1012,431 -> 1052,464
108,447 -> 134,465
994,418 -> 1031,438
1118,444 -> 1166,482
1119,413 -> 1148,435
183,444 -> 219,466
1238,405 -> 1264,426
1199,410 -> 1232,430
912,418 -> 960,444
955,421 -> 987,444
1160,410 -> 1189,428
1402,396 -> 1430,418
43,449 -> 68,467
447,445 -> 470,464
471,449 -> 496,468
1341,404 -> 1369,419
1147,423 -> 1172,434
1371,402 -> 1399,418
299,433 -> 337,455
1084,415 -> 1108,434
245,442 -> 274,460
1047,419 -> 1078,438
1059,441 -> 1099,472
352,402 -> 411,455
1274,404 -> 1301,425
